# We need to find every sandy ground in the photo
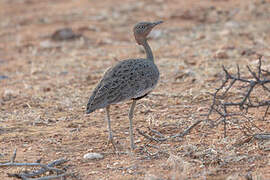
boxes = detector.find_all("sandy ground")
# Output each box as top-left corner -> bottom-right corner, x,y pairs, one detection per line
1,0 -> 270,179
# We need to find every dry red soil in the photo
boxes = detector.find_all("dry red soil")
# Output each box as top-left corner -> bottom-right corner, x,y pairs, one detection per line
1,0 -> 270,179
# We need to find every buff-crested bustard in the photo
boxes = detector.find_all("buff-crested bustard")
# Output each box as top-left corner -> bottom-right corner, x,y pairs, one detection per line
86,21 -> 163,150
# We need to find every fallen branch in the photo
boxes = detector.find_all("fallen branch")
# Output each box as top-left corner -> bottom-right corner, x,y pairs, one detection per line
169,120 -> 202,139
7,172 -> 72,180
148,127 -> 165,138
253,133 -> 270,140
233,133 -> 270,147
207,56 -> 270,137
139,145 -> 169,160
137,120 -> 202,142
136,128 -> 161,142
0,149 -> 72,180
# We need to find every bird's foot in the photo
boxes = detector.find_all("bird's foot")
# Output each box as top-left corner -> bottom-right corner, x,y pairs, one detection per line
107,135 -> 117,152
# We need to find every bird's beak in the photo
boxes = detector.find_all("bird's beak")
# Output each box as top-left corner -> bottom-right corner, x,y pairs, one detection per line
151,21 -> 163,27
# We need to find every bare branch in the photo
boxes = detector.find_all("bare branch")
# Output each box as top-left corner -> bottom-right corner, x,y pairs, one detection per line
207,57 -> 270,137
148,127 -> 165,138
0,162 -> 65,174
246,65 -> 259,81
19,159 -> 68,178
253,133 -> 270,140
0,149 -> 72,180
258,55 -> 262,79
169,120 -> 202,139
136,129 -> 161,142
8,172 -> 73,180
263,105 -> 270,120
137,120 -> 202,142
11,149 -> 17,163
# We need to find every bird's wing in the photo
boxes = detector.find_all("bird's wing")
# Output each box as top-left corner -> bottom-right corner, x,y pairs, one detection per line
86,66 -> 127,113
86,59 -> 158,113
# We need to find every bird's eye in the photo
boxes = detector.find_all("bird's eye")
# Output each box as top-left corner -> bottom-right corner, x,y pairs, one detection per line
139,26 -> 145,29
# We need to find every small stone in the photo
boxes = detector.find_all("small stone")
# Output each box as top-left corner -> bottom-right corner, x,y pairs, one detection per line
51,28 -> 81,41
179,10 -> 194,20
241,49 -> 256,56
215,50 -> 228,59
3,89 -> 18,101
225,21 -> 241,28
83,153 -> 103,160
59,71 -> 68,76
0,59 -> 6,64
144,174 -> 164,180
42,86 -> 51,92
0,75 -> 8,80
40,40 -> 61,48
197,107 -> 206,112
221,45 -> 235,50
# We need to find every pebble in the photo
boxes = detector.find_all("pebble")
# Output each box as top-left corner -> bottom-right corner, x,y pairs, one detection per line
0,75 -> 8,80
83,152 -> 103,160
51,28 -> 81,41
241,49 -> 256,56
215,50 -> 228,59
40,40 -> 60,48
3,89 -> 18,101
144,174 -> 164,180
225,21 -> 241,29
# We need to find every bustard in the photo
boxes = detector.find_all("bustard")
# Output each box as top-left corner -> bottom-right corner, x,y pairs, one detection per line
86,21 -> 163,150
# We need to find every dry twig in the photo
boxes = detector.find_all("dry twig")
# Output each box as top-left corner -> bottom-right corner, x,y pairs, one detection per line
139,144 -> 169,160
136,128 -> 161,142
207,56 -> 270,137
136,120 -> 202,142
253,133 -> 270,140
0,149 -> 72,180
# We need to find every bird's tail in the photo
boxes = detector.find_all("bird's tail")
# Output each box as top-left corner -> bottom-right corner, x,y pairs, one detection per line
86,108 -> 94,114
86,83 -> 106,114
86,99 -> 95,114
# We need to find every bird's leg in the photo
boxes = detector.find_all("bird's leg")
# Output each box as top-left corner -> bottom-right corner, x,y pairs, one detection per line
106,106 -> 116,150
128,100 -> 137,150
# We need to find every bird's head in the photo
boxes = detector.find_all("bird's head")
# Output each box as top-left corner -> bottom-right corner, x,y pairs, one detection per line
133,21 -> 163,45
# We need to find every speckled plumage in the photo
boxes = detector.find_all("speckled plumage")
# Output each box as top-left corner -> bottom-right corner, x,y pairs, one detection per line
86,58 -> 159,113
85,21 -> 163,150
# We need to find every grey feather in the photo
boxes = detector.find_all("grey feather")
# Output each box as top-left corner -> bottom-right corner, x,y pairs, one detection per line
86,58 -> 159,114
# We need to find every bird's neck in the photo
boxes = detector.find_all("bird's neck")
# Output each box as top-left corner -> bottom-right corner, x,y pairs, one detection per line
142,39 -> 153,61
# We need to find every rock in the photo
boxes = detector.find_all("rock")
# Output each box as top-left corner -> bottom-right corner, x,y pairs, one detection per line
51,28 -> 81,41
176,10 -> 194,20
3,89 -> 18,101
40,40 -> 60,48
144,174 -> 164,180
221,45 -> 235,50
226,174 -> 240,180
215,50 -> 228,59
225,21 -> 241,29
241,49 -> 256,56
42,86 -> 51,92
59,71 -> 68,76
0,75 -> 8,80
83,153 -> 103,160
